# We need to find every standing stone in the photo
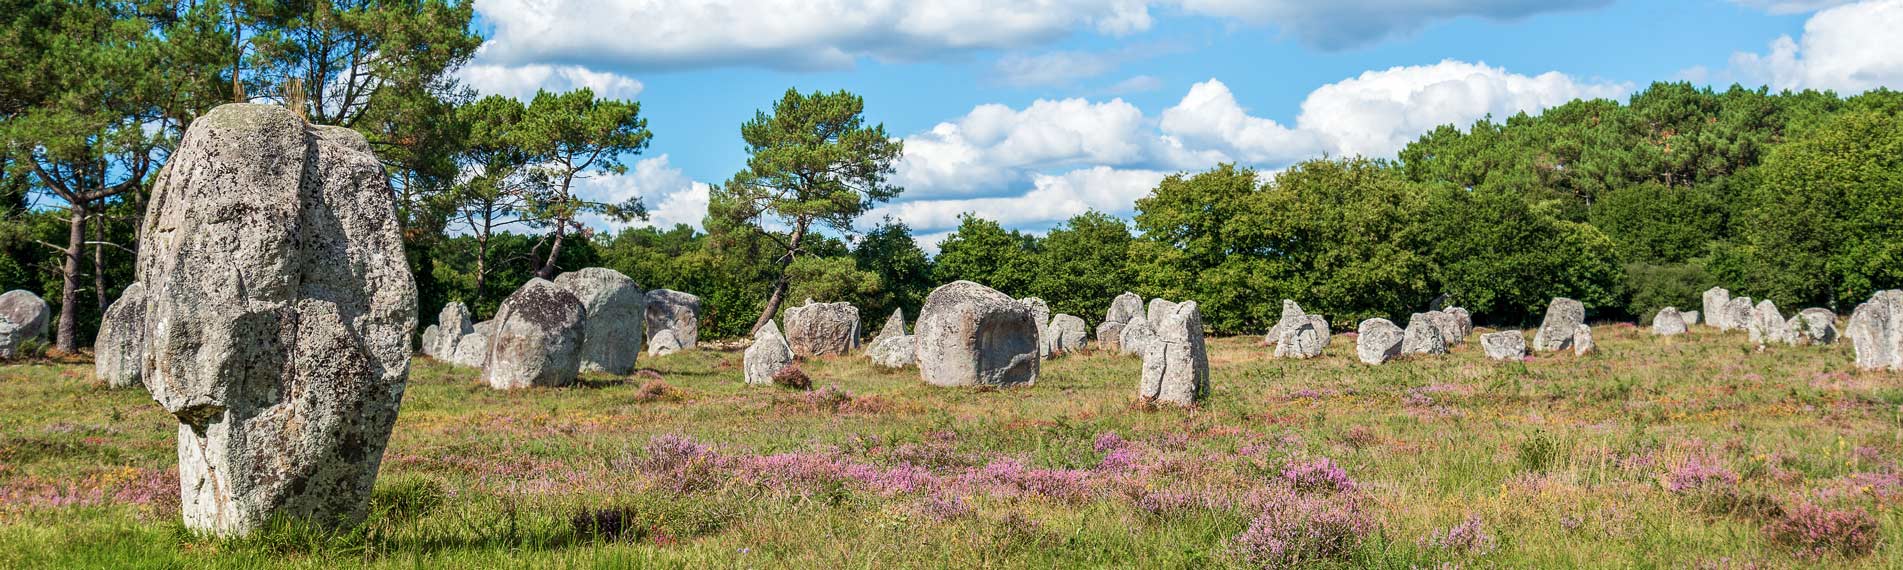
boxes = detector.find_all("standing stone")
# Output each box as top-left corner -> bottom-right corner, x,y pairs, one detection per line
1683,310 -> 1701,326
1139,301 -> 1208,406
1096,321 -> 1127,353
1046,314 -> 1088,355
1797,308 -> 1839,345
1274,315 -> 1329,359
1423,310 -> 1463,346
1748,299 -> 1797,346
645,289 -> 702,351
785,299 -> 861,358
1266,299 -> 1305,344
1020,297 -> 1051,358
1106,292 -> 1144,325
915,281 -> 1039,387
554,268 -> 645,375
135,104 -> 416,536
448,332 -> 488,368
1146,298 -> 1179,332
1402,313 -> 1448,355
95,282 -> 147,388
1480,330 -> 1527,360
1652,307 -> 1688,336
0,289 -> 50,359
473,320 -> 496,337
1849,291 -> 1903,371
420,325 -> 441,358
874,309 -> 906,345
744,320 -> 794,384
647,329 -> 684,356
1445,307 -> 1475,340
1786,315 -> 1811,346
1572,324 -> 1595,355
1119,318 -> 1159,357
1703,287 -> 1731,329
1532,298 -> 1586,352
1720,297 -> 1754,334
483,278 -> 585,389
1355,318 -> 1405,365
430,302 -> 474,360
867,334 -> 917,370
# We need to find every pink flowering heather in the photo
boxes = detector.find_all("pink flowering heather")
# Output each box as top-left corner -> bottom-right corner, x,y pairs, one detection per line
1421,514 -> 1495,556
1092,431 -> 1126,453
1762,501 -> 1880,559
1282,458 -> 1358,495
1230,489 -> 1376,568
1666,458 -> 1740,495
918,494 -> 972,521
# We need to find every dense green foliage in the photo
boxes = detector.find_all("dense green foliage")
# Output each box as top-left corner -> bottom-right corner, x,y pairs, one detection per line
2,1 -> 1899,343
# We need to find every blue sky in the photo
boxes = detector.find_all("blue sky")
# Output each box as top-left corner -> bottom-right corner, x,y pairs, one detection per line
454,0 -> 1903,249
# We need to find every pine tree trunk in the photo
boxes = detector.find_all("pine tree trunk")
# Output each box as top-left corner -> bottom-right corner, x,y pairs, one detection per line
56,204 -> 87,353
535,222 -> 566,280
750,224 -> 807,334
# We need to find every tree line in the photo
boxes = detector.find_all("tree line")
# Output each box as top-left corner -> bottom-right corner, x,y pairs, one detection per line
5,2 -> 1900,350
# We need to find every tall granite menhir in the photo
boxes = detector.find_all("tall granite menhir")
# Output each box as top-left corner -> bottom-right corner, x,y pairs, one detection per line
137,104 -> 417,536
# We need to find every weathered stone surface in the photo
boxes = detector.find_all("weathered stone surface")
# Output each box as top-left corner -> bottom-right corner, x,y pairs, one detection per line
1572,324 -> 1595,355
1748,299 -> 1798,346
1139,301 -> 1208,406
867,334 -> 917,370
1797,308 -> 1838,345
1703,287 -> 1731,329
1720,297 -> 1754,334
874,309 -> 906,345
448,332 -> 488,368
473,320 -> 496,337
430,302 -> 474,359
483,278 -> 585,389
0,289 -> 49,359
1105,292 -> 1144,325
1652,307 -> 1688,336
1145,298 -> 1179,333
745,320 -> 794,384
1096,321 -> 1126,353
1355,318 -> 1404,365
1683,310 -> 1700,326
645,289 -> 701,350
135,104 -> 416,536
1480,330 -> 1526,360
1402,313 -> 1448,355
785,299 -> 861,358
1849,291 -> 1903,371
95,282 -> 147,388
1266,299 -> 1305,344
915,281 -> 1039,387
554,268 -> 645,375
647,329 -> 684,356
420,325 -> 441,358
1423,310 -> 1463,346
1119,318 -> 1158,357
1020,297 -> 1051,357
1532,297 -> 1585,352
1445,307 -> 1474,341
1273,314 -> 1329,359
1046,314 -> 1088,356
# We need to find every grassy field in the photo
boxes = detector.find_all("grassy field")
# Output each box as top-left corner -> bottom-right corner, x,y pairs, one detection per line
2,324 -> 1901,568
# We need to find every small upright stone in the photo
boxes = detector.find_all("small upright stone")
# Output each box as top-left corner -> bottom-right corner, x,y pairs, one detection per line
867,334 -> 917,370
1445,307 -> 1474,340
1572,324 -> 1595,355
645,289 -> 702,351
1797,308 -> 1838,345
1274,315 -> 1329,359
1682,310 -> 1701,326
874,309 -> 906,345
431,302 -> 474,359
1402,313 -> 1448,355
1021,297 -> 1051,357
1046,314 -> 1088,356
1480,330 -> 1526,360
1652,307 -> 1687,336
420,325 -> 441,359
1720,296 -> 1754,334
785,299 -> 861,358
1139,301 -> 1209,406
1096,321 -> 1126,353
915,281 -> 1039,387
0,289 -> 50,359
448,332 -> 488,368
1748,299 -> 1797,346
1266,299 -> 1305,344
744,320 -> 794,384
1848,291 -> 1903,371
95,282 -> 147,388
1355,318 -> 1405,365
483,278 -> 586,389
1702,287 -> 1731,329
1532,297 -> 1586,352
1119,318 -> 1158,357
1145,298 -> 1179,332
1424,310 -> 1463,346
1105,292 -> 1144,325
554,267 -> 646,375
648,330 -> 684,356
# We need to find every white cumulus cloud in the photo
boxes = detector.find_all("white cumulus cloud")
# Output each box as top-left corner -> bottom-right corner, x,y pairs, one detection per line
1294,60 -> 1629,157
574,155 -> 712,231
1729,0 -> 1903,93
457,59 -> 645,101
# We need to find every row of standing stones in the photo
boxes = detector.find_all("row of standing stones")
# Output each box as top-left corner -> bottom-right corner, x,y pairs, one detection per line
14,103 -> 1903,538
